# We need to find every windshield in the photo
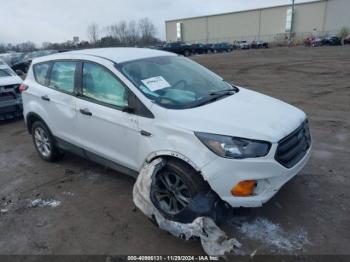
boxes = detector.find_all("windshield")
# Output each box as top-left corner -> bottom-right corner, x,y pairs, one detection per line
0,68 -> 14,77
118,56 -> 236,109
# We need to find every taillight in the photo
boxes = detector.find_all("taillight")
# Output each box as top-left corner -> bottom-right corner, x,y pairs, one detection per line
19,84 -> 28,93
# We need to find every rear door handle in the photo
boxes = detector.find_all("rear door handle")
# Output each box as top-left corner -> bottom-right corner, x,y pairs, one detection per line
79,108 -> 92,116
41,95 -> 50,101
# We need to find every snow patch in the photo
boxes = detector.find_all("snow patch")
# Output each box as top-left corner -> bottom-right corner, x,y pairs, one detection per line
30,199 -> 61,208
62,191 -> 75,196
238,217 -> 309,251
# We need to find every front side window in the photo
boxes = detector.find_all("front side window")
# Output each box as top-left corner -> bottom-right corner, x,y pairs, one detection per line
33,63 -> 50,85
119,56 -> 236,109
82,62 -> 128,108
49,61 -> 77,93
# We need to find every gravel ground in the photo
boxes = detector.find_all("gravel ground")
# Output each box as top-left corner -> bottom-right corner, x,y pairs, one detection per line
0,46 -> 349,256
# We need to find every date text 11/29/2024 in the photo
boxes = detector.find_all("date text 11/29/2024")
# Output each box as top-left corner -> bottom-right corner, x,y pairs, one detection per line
127,255 -> 219,261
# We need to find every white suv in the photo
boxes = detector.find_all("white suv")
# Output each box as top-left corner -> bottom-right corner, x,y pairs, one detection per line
22,48 -> 311,217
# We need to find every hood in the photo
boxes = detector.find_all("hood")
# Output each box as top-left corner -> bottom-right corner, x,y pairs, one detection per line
0,75 -> 23,86
166,87 -> 306,143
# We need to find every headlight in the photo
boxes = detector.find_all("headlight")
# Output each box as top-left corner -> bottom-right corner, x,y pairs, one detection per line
195,132 -> 271,159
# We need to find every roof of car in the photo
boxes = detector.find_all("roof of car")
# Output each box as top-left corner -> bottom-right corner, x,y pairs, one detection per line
33,48 -> 176,64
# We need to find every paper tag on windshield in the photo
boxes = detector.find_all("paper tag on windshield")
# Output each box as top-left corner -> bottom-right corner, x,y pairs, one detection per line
141,76 -> 171,92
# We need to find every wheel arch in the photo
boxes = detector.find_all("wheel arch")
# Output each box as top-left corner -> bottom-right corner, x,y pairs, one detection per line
26,112 -> 49,134
146,151 -> 201,173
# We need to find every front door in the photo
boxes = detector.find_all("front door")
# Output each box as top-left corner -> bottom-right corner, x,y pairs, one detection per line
75,61 -> 140,171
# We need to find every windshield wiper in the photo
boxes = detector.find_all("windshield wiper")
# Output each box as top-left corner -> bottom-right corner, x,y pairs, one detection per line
209,89 -> 236,96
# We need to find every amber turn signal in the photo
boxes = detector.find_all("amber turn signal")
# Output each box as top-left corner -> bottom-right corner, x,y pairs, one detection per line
231,180 -> 256,196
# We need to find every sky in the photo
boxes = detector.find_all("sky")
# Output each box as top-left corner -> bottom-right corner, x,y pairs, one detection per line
0,0 -> 317,45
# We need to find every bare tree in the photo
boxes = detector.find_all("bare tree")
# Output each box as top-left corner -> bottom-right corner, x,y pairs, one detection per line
138,18 -> 157,45
127,20 -> 139,46
87,23 -> 100,44
108,21 -> 129,46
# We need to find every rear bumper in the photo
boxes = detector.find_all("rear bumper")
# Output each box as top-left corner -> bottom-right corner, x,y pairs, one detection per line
202,145 -> 312,208
0,97 -> 23,120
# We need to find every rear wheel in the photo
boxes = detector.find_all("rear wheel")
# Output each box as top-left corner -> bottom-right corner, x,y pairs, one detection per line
32,121 -> 63,162
151,160 -> 208,219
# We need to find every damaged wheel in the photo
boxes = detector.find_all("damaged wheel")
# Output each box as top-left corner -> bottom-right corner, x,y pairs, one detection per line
151,160 -> 208,220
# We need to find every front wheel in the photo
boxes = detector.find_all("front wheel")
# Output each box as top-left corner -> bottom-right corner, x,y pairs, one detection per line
150,160 -> 209,220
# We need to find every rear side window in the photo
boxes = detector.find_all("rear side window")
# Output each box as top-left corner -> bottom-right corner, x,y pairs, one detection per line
33,63 -> 50,85
49,61 -> 77,93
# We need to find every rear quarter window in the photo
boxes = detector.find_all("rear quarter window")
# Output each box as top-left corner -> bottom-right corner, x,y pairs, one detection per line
33,63 -> 50,86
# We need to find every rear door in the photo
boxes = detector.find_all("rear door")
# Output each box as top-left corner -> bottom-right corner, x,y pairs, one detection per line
34,60 -> 79,144
75,61 -> 140,171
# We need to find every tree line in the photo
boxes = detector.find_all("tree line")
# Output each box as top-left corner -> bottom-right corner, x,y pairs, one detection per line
87,17 -> 161,47
0,18 -> 162,53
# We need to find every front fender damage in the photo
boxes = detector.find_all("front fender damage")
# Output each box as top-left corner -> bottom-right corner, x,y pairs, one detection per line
133,158 -> 241,256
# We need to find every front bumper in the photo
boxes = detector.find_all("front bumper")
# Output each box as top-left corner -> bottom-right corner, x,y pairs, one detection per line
201,143 -> 312,208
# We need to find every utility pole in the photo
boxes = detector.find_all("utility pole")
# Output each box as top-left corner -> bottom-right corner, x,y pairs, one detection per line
289,0 -> 295,45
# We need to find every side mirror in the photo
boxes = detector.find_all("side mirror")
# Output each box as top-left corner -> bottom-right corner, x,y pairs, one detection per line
122,106 -> 135,113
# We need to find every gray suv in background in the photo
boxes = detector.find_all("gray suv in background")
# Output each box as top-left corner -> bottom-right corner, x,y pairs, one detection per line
0,59 -> 23,120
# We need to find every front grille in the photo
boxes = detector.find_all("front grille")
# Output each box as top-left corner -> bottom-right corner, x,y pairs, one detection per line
275,120 -> 311,168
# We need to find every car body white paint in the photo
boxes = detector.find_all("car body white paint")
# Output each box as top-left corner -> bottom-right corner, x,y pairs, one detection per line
22,48 -> 311,208
0,60 -> 22,86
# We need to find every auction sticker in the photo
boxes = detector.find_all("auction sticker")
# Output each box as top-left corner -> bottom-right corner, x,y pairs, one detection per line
141,76 -> 171,92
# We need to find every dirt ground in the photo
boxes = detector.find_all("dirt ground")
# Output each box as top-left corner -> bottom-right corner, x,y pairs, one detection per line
0,46 -> 349,256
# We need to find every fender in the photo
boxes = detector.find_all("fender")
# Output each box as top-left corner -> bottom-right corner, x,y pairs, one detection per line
24,95 -> 54,134
25,111 -> 51,134
145,150 -> 201,172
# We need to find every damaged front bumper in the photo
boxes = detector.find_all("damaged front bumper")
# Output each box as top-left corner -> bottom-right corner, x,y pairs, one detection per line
0,88 -> 23,120
201,145 -> 312,208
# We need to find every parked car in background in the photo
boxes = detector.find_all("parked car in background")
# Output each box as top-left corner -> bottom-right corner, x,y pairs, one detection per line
191,44 -> 209,54
206,44 -> 215,53
0,52 -> 25,69
161,42 -> 193,56
11,50 -> 58,74
212,43 -> 233,53
237,41 -> 250,49
22,48 -> 311,219
304,36 -> 322,47
321,36 -> 342,46
251,41 -> 269,49
0,59 -> 23,120
343,35 -> 350,45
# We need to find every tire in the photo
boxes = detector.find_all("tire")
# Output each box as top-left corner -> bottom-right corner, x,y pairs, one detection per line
184,49 -> 191,57
31,121 -> 63,162
150,159 -> 209,220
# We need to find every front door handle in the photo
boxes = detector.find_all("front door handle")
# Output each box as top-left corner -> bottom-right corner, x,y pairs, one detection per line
41,95 -> 50,101
140,130 -> 152,137
79,108 -> 92,116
